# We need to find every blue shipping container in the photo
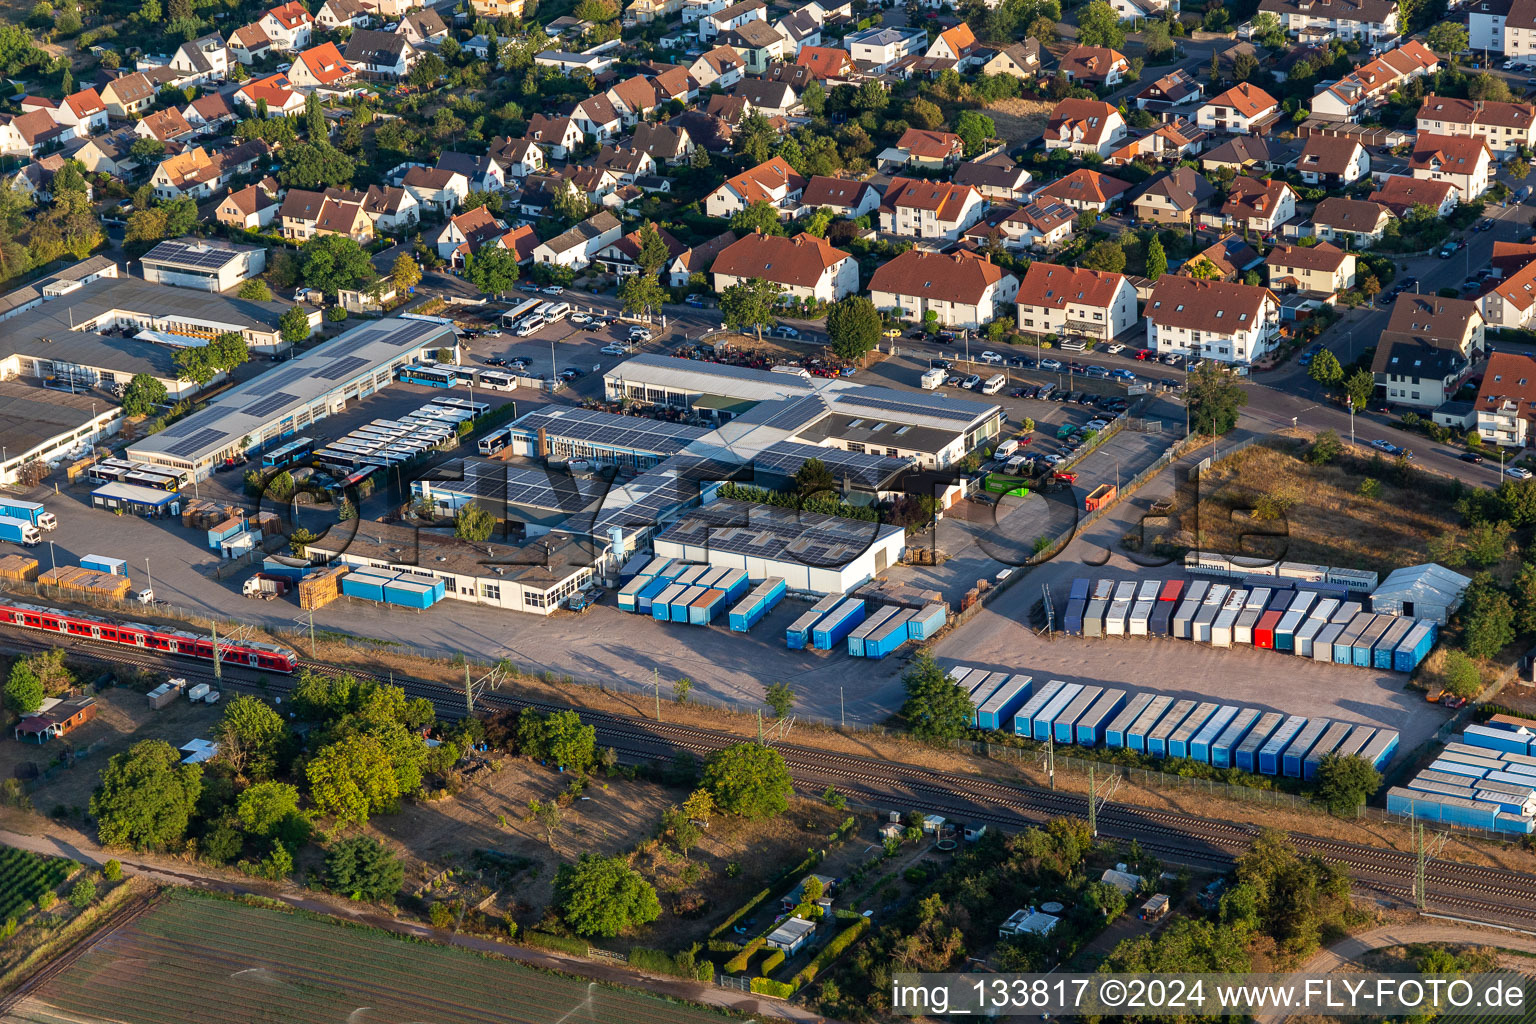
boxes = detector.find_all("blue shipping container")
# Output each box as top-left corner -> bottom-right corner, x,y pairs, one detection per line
1146,699 -> 1196,758
976,675 -> 1033,731
688,588 -> 727,625
1169,702 -> 1219,760
1373,617 -> 1415,669
341,570 -> 394,603
1032,683 -> 1085,741
1127,696 -> 1175,753
1069,577 -> 1090,602
1190,706 -> 1240,764
1074,689 -> 1128,747
1281,718 -> 1330,778
729,577 -> 786,632
864,608 -> 916,659
907,603 -> 947,640
845,605 -> 898,657
1463,724 -> 1532,756
1062,597 -> 1086,637
1210,708 -> 1261,768
786,595 -> 842,649
815,598 -> 869,651
1234,711 -> 1285,772
1259,716 -> 1308,776
1014,680 -> 1068,737
1104,693 -> 1154,749
1053,685 -> 1104,744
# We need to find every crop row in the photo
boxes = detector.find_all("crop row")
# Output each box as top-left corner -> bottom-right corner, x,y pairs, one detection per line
0,850 -> 71,920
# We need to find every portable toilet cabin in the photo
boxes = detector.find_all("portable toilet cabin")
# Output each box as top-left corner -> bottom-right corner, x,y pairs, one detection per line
1210,707 -> 1261,769
1372,616 -> 1415,669
1147,699 -> 1197,758
1302,720 -> 1355,780
1127,695 -> 1175,752
1053,685 -> 1105,744
1074,689 -> 1128,747
1013,680 -> 1068,738
1281,717 -> 1330,777
1032,683 -> 1086,742
1258,715 -> 1308,775
1190,705 -> 1241,764
1104,693 -> 1154,749
976,675 -> 1034,732
815,598 -> 870,651
1235,711 -> 1286,772
1169,702 -> 1220,759
845,604 -> 899,656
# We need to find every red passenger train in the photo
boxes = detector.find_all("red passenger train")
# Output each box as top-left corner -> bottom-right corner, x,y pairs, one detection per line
0,601 -> 299,674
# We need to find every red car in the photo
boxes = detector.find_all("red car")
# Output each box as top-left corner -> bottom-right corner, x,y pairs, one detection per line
1136,348 -> 1155,360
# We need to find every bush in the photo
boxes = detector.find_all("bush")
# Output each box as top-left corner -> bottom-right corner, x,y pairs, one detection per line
429,902 -> 455,929
68,877 -> 97,908
751,976 -> 795,997
101,859 -> 122,882
725,936 -> 765,973
760,949 -> 785,974
793,917 -> 868,988
326,305 -> 349,322
523,931 -> 588,954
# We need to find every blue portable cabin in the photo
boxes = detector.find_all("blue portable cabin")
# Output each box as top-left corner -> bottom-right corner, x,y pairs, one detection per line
1104,693 -> 1154,749
1172,580 -> 1210,639
1393,621 -> 1437,673
728,577 -> 786,631
1083,598 -> 1110,638
1190,705 -> 1241,764
1074,689 -> 1128,747
1069,577 -> 1091,603
976,675 -> 1034,732
1275,592 -> 1317,651
907,603 -> 948,640
650,583 -> 685,621
1146,699 -> 1197,758
1169,702 -> 1220,760
1333,725 -> 1374,761
1235,711 -> 1286,772
816,598 -> 870,651
1062,597 -> 1087,637
1463,724 -> 1533,756
687,587 -> 728,625
864,608 -> 916,659
1259,715 -> 1308,775
1370,616 -> 1414,669
1387,788 -> 1499,830
1211,708 -> 1262,768
1149,600 -> 1175,637
670,565 -> 705,587
787,595 -> 843,649
670,585 -> 702,622
716,568 -> 751,603
1281,717 -> 1331,778
1127,695 -> 1175,752
1352,616 -> 1393,667
1014,680 -> 1069,738
618,574 -> 650,613
1032,683 -> 1086,742
844,604 -> 897,656
383,575 -> 444,609
967,671 -> 1010,708
1053,684 -> 1105,744
341,568 -> 396,603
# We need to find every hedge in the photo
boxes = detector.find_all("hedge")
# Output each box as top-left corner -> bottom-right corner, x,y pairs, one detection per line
760,948 -> 786,974
792,918 -> 869,989
523,931 -> 588,955
707,850 -> 824,940
750,977 -> 796,998
725,936 -> 764,974
707,938 -> 743,954
629,944 -> 707,978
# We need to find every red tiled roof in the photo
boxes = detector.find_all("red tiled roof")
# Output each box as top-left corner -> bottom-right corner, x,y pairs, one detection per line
881,176 -> 981,221
869,248 -> 1007,305
1206,82 -> 1277,118
1035,168 -> 1130,205
1016,262 -> 1126,310
710,230 -> 850,288
1147,275 -> 1275,333
296,42 -> 354,85
897,128 -> 962,159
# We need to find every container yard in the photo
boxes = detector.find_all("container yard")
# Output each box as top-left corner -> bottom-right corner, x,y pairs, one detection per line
1387,716 -> 1536,835
1053,574 -> 1439,673
945,663 -> 1399,777
728,577 -> 786,632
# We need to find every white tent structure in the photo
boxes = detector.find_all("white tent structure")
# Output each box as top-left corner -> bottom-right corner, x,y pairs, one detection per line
1370,563 -> 1473,625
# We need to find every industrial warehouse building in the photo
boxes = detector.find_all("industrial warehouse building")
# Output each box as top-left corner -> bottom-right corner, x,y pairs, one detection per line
128,317 -> 460,480
0,381 -> 122,485
140,239 -> 268,293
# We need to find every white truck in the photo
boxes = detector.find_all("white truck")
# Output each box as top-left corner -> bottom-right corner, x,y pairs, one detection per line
920,367 -> 946,390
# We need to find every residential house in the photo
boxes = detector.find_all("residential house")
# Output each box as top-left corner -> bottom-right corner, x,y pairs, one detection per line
925,22 -> 981,68
607,75 -> 662,127
842,25 -> 926,73
1257,0 -> 1400,43
1481,256 -> 1536,329
704,155 -> 805,219
733,79 -> 799,117
799,174 -> 879,217
594,225 -> 687,276
593,145 -> 658,183
1105,119 -> 1206,166
878,177 -> 987,240
289,42 -> 355,90
470,0 -> 527,18
690,45 -> 747,90
170,34 -> 232,85
1478,350 -> 1536,447
668,230 -> 737,286
183,92 -> 235,130
894,128 -> 965,170
496,224 -> 539,263
216,183 -> 280,230
150,141 -> 269,199
568,94 -> 624,144
709,229 -> 857,301
0,112 -> 66,158
1197,83 -> 1280,133
1182,233 -> 1263,281
70,132 -> 138,177
1265,241 -> 1356,296
719,20 -> 790,74
869,249 -> 1020,329
9,155 -> 85,203
280,187 -> 374,242
260,1 -> 315,51
1200,134 -> 1300,174
625,0 -> 683,24
1221,176 -> 1298,235
533,50 -> 618,76
795,45 -> 857,80
101,72 -> 156,118
228,23 -> 274,65
438,151 -> 505,193
953,153 -> 1033,202
436,205 -> 509,262
317,0 -> 371,30
982,40 -> 1044,80
236,74 -> 306,117
1059,44 -> 1129,87
396,9 -> 449,46
630,123 -> 694,164
1135,67 -> 1203,111
402,166 -> 469,215
1296,134 -> 1368,185
701,0 -> 767,40
1111,0 -> 1177,18
1015,262 -> 1138,343
1416,94 -> 1536,161
531,210 -> 625,268
526,115 -> 584,161
1469,0 -> 1512,53
1034,168 -> 1131,213
650,65 -> 695,104
1368,175 -> 1458,217
362,183 -> 419,232
773,5 -> 822,54
1310,40 -> 1439,121
1493,240 -> 1536,278
1373,294 -> 1484,409
1311,195 -> 1394,247
344,30 -> 414,80
489,135 -> 547,177
52,88 -> 107,134
1410,133 -> 1492,198
1130,167 -> 1213,225
1145,275 -> 1280,365
135,108 -> 194,144
1043,99 -> 1126,158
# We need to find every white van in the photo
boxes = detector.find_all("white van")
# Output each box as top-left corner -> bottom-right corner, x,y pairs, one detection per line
921,367 -> 946,390
995,438 -> 1021,459
981,374 -> 1006,395
515,315 -> 546,337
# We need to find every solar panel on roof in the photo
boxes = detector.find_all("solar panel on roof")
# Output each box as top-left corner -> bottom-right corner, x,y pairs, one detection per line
244,391 -> 298,417
164,426 -> 228,457
829,392 -> 981,424
758,394 -> 828,431
311,355 -> 370,381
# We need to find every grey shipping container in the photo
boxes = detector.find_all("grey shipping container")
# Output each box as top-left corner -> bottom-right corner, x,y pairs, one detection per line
1147,699 -> 1197,758
1303,720 -> 1357,780
1084,598 -> 1110,638
1104,693 -> 1155,748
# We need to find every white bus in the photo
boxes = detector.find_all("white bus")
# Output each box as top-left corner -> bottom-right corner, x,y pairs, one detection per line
478,370 -> 517,392
479,427 -> 515,456
982,374 -> 1006,395
515,315 -> 546,337
501,299 -> 542,328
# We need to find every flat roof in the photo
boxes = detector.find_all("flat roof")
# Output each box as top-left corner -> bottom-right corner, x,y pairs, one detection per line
129,317 -> 457,467
140,239 -> 264,272
0,380 -> 117,455
657,498 -> 903,569
0,255 -> 118,318
307,518 -> 593,590
420,458 -> 610,517
91,480 -> 180,506
605,353 -> 815,404
508,406 -> 710,457
753,439 -> 911,490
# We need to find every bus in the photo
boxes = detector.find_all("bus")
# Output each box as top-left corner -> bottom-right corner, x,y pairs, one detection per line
501,298 -> 542,328
124,470 -> 181,492
89,459 -> 137,483
338,466 -> 382,491
478,370 -> 517,392
536,301 -> 571,323
479,427 -> 515,456
432,398 -> 488,414
260,437 -> 314,469
398,365 -> 458,388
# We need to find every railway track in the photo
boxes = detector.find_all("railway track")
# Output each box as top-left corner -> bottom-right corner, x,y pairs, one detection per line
8,624 -> 1536,928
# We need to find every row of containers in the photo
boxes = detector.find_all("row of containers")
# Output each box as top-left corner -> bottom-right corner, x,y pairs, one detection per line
618,558 -> 757,627
1386,717 -> 1536,835
948,665 -> 1400,779
338,567 -> 445,610
1058,578 -> 1437,673
1184,552 -> 1379,592
786,594 -> 947,658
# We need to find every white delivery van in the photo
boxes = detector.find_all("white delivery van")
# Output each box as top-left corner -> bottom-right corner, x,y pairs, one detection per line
982,374 -> 1006,395
995,438 -> 1021,459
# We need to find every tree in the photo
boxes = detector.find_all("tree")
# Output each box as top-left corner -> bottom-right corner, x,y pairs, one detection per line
1085,879 -> 1128,920
517,708 -> 597,773
555,853 -> 661,937
1512,157 -> 1532,182
278,141 -> 355,190
129,137 -> 166,164
953,110 -> 995,158
635,223 -> 671,277
1145,236 -> 1167,281
719,277 -> 779,341
391,252 -> 422,293
1427,20 -> 1469,56
853,79 -> 888,114
1250,10 -> 1285,47
1440,649 -> 1483,699
465,246 -> 520,297
729,200 -> 786,237
907,97 -> 943,130
236,780 -> 303,838
618,272 -> 666,318
216,694 -> 289,779
306,732 -> 401,825
90,740 -> 203,850
237,278 -> 273,301
703,742 -> 793,819
1232,51 -> 1260,82
793,456 -> 835,496
68,876 -> 96,908
3,660 -> 42,713
1307,428 -> 1342,465
1308,348 -> 1344,388
1461,581 -> 1515,658
1187,364 -> 1247,435
116,372 -> 167,417
673,676 -> 693,704
301,234 -> 375,298
1076,0 -> 1125,47
1185,255 -> 1222,280
552,183 -> 592,223
454,503 -> 496,541
1344,368 -> 1375,412
661,804 -> 701,857
304,91 -> 325,141
1315,754 -> 1381,816
764,681 -> 796,718
900,651 -> 973,741
826,295 -> 881,362
526,797 -> 563,848
325,836 -> 405,901
1080,239 -> 1127,273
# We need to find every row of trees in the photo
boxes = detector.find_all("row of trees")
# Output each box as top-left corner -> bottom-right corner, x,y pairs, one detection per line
172,332 -> 250,386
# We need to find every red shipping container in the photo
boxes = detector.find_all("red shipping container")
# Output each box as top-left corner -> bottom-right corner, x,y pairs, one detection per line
1158,579 -> 1184,602
1254,609 -> 1284,649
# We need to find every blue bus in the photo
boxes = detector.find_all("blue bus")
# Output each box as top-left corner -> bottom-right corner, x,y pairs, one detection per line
261,436 -> 314,469
398,365 -> 458,388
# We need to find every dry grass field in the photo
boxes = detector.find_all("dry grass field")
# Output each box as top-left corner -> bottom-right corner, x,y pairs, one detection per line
985,98 -> 1054,146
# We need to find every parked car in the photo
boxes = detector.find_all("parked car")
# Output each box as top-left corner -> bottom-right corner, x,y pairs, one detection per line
962,374 -> 982,389
1507,466 -> 1533,479
945,374 -> 963,386
629,327 -> 653,341
542,285 -> 566,295
1162,353 -> 1180,366
979,351 -> 1003,364
1460,452 -> 1485,464
930,358 -> 952,369
1135,348 -> 1155,360
600,344 -> 629,355
1106,343 -> 1125,354
1083,365 -> 1109,379
568,312 -> 592,325
1039,358 -> 1062,371
484,356 -> 508,366
772,324 -> 801,339
1110,368 -> 1136,381
685,294 -> 711,307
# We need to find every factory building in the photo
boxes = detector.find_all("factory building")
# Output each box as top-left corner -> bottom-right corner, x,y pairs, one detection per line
140,239 -> 268,293
0,381 -> 122,485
